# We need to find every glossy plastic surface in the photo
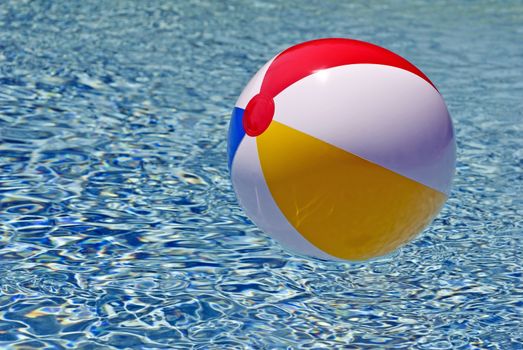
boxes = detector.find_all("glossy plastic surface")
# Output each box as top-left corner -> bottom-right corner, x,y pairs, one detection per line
228,38 -> 456,261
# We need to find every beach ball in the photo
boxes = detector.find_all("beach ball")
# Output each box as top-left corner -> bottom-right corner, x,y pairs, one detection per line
228,38 -> 455,261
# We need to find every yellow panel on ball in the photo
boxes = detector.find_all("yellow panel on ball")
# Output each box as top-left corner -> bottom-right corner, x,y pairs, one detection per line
256,121 -> 447,261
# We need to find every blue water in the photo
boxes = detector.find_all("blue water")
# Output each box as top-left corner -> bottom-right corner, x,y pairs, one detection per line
0,1 -> 521,349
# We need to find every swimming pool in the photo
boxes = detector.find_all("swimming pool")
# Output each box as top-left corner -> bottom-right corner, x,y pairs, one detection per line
0,1 -> 521,348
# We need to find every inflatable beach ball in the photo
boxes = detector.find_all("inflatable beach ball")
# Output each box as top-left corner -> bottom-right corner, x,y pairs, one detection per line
228,38 -> 455,261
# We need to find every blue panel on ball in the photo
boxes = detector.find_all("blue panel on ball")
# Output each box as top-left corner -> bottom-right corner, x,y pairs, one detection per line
227,107 -> 246,171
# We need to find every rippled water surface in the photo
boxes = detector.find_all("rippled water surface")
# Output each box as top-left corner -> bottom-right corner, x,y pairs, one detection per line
0,1 -> 521,349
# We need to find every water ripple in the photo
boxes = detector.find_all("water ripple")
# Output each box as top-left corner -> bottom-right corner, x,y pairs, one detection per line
0,0 -> 521,349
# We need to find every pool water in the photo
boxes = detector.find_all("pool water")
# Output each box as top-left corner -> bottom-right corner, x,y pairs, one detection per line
0,1 -> 521,349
